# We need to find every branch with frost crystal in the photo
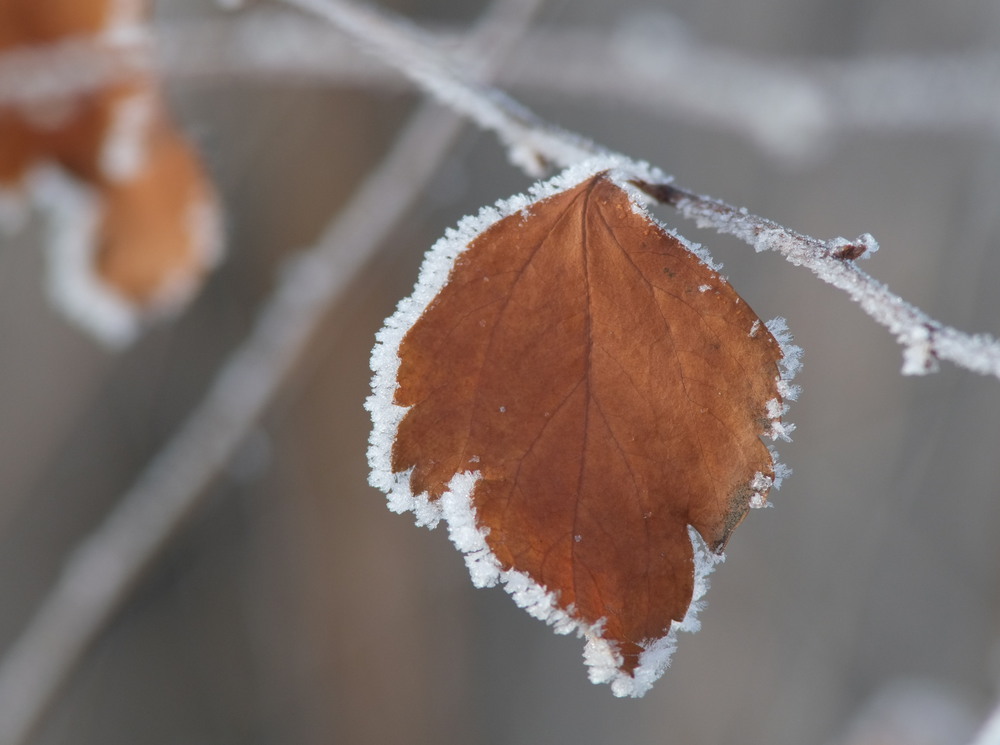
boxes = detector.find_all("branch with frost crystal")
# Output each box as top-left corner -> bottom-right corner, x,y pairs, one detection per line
276,0 -> 1000,381
638,182 -> 1000,379
7,12 -> 1000,164
275,0 -> 599,173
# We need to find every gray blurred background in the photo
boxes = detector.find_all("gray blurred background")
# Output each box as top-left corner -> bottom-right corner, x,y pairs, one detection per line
1,0 -> 999,743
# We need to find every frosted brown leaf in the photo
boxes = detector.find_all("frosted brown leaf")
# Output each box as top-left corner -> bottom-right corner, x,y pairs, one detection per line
372,166 -> 794,696
0,0 -> 221,344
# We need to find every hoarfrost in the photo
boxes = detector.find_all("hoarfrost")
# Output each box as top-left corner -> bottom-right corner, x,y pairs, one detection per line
99,90 -> 154,182
829,232 -> 880,260
856,232 -> 880,257
753,227 -> 787,254
901,326 -> 939,375
584,527 -> 723,698
767,317 -> 803,384
760,316 -> 801,493
767,450 -> 792,491
30,167 -> 140,347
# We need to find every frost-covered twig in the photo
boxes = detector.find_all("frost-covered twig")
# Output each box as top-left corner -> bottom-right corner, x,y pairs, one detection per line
0,2 -> 545,741
278,0 -> 1000,380
275,0 -> 600,174
640,182 -> 1000,378
5,11 -> 1000,167
160,12 -> 1000,162
155,17 -> 1000,164
510,19 -> 1000,162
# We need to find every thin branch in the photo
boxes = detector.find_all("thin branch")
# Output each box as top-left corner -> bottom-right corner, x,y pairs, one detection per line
152,17 -> 1000,163
641,182 -> 1000,378
508,22 -> 1000,162
0,1 -> 546,742
214,0 -> 602,174
277,0 -> 1000,380
5,12 -> 1000,165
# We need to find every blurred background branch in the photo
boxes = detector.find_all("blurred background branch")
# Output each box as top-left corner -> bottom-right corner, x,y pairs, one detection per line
5,10 -> 1000,163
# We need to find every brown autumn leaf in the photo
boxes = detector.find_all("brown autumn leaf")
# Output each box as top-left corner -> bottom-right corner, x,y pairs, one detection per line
0,0 -> 118,48
0,0 -> 144,184
0,0 -> 221,345
368,162 -> 797,697
94,120 -> 221,306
